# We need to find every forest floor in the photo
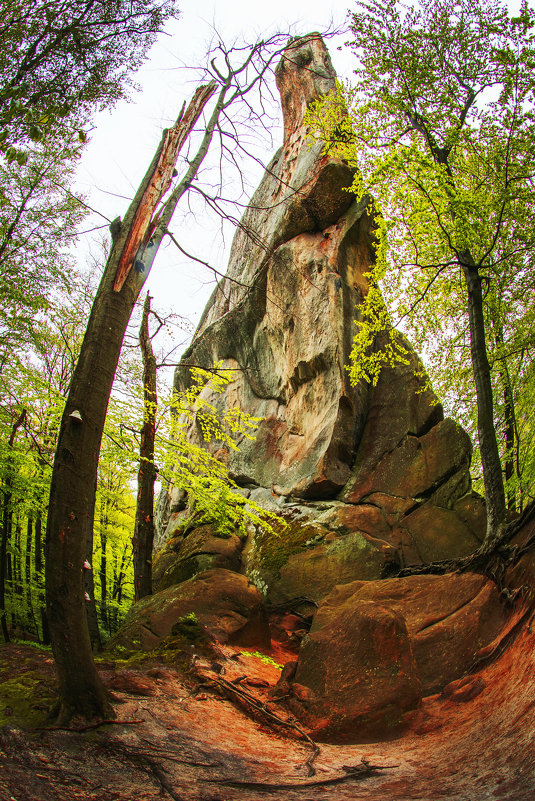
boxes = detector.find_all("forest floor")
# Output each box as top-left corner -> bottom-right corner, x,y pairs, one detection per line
1,603 -> 535,801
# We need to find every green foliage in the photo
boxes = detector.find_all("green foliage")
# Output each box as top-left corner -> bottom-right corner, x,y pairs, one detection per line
248,519 -> 322,588
171,612 -> 205,644
0,141 -> 85,363
0,0 -> 180,158
180,612 -> 198,624
0,276 -> 137,645
160,366 -> 282,539
306,0 -> 535,508
240,651 -> 283,669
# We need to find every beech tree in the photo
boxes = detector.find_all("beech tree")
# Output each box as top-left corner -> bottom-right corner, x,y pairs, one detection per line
133,293 -> 158,601
308,0 -> 535,548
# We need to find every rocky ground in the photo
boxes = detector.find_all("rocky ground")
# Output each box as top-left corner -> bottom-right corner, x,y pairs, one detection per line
1,595 -> 534,801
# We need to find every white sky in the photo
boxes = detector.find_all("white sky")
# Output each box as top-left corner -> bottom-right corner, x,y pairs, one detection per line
74,1 -> 355,346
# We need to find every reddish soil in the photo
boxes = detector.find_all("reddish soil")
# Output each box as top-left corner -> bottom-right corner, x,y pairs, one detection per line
1,600 -> 534,801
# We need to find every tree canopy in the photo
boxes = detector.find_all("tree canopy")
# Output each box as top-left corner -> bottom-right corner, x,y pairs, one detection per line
0,0 -> 180,162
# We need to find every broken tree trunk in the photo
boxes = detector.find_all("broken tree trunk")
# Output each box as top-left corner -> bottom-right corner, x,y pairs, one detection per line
45,80 -> 217,724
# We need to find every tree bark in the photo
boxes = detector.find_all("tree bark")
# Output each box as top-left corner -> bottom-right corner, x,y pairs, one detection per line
461,258 -> 506,544
133,293 -> 157,601
491,317 -> 517,512
34,505 -> 42,574
25,516 -> 38,638
44,82 -> 216,723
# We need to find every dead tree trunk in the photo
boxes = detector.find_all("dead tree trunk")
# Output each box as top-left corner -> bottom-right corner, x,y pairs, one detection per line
133,293 -> 157,601
45,81 -> 217,723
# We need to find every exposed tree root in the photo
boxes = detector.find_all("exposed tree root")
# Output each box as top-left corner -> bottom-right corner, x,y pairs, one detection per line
396,500 -> 535,589
206,757 -> 398,791
39,717 -> 145,733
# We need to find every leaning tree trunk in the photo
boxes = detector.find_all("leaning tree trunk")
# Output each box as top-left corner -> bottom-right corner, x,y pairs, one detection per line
461,257 -> 506,546
45,81 -> 217,723
133,293 -> 157,601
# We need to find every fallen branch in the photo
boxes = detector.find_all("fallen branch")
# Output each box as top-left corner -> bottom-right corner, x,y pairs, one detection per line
194,668 -> 319,776
206,758 -> 398,791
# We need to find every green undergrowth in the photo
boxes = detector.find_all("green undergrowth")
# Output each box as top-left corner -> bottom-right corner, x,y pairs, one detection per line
0,673 -> 55,728
0,646 -> 56,729
96,645 -> 159,669
240,650 -> 283,670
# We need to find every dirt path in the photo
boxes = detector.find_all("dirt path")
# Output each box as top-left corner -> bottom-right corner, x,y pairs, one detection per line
1,605 -> 535,801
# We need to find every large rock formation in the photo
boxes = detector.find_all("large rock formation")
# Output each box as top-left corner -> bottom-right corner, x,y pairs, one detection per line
155,33 -> 485,605
114,34 -> 500,746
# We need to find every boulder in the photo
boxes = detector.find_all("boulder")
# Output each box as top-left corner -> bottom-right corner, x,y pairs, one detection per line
153,524 -> 242,592
241,496 -> 483,604
109,568 -> 270,651
310,572 -> 507,694
288,599 -> 422,742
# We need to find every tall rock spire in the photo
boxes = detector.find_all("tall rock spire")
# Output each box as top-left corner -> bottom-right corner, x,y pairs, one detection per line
176,34 -> 377,497
158,34 -> 485,599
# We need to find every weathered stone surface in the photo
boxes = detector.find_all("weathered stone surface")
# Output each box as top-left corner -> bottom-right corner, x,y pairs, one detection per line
241,500 -> 396,603
310,572 -> 507,695
110,568 -> 270,651
340,344 -> 444,505
288,599 -> 422,742
241,493 -> 483,603
342,414 -> 472,505
398,504 -> 482,564
153,525 -> 242,592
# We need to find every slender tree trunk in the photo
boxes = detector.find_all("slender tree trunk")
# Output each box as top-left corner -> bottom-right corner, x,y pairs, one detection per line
491,316 -> 517,512
13,517 -> 21,595
34,506 -> 42,574
502,380 -> 516,510
100,512 -> 108,635
0,501 -> 11,643
44,83 -> 216,722
25,516 -> 38,638
34,506 -> 49,644
134,293 -> 157,601
461,258 -> 506,545
112,543 -> 129,628
0,409 -> 26,643
85,499 -> 102,651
